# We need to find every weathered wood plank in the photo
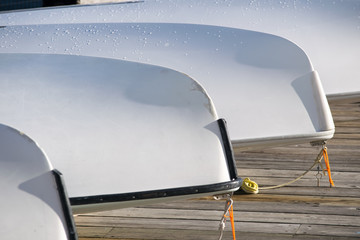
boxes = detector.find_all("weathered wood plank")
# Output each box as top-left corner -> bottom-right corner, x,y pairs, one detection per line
77,207 -> 360,227
235,152 -> 360,161
231,194 -> 360,207
76,216 -> 300,234
76,216 -> 360,238
237,169 -> 360,181
75,216 -> 302,234
79,227 -> 345,240
334,127 -> 360,134
332,121 -> 360,127
238,176 -> 360,189
76,226 -> 113,238
296,224 -> 360,238
253,186 -> 360,198
78,227 -> 228,240
332,133 -> 360,140
235,148 -> 360,158
237,162 -> 360,172
78,227 -> 360,240
141,199 -> 360,216
76,216 -> 221,231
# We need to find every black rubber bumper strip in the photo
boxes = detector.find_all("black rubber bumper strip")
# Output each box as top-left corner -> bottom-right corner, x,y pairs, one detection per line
70,178 -> 241,206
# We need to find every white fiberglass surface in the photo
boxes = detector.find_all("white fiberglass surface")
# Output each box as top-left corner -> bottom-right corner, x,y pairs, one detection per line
0,124 -> 68,240
0,53 -> 230,197
0,0 -> 358,96
0,23 -> 334,144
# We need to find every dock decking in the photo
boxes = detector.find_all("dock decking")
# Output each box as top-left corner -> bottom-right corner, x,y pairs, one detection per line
75,100 -> 360,239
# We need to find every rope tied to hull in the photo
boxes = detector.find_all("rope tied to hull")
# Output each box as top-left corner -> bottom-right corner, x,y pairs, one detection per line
214,194 -> 236,240
322,146 -> 335,187
241,144 -> 335,193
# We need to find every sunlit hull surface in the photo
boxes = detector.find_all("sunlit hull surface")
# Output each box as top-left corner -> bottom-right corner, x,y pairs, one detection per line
0,0 -> 358,98
0,53 -> 240,213
0,123 -> 76,239
0,23 -> 335,149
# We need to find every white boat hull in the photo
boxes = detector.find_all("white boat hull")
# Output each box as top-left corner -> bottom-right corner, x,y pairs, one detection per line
0,124 -> 76,239
0,23 -> 335,149
0,53 -> 240,213
1,0 -> 357,98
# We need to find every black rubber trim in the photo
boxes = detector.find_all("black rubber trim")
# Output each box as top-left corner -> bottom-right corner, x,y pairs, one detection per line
70,179 -> 241,206
53,169 -> 78,240
217,118 -> 238,180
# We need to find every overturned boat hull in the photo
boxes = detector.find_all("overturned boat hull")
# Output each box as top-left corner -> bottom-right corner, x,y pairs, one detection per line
0,53 -> 240,213
0,0 -> 358,98
0,124 -> 76,239
0,23 -> 335,149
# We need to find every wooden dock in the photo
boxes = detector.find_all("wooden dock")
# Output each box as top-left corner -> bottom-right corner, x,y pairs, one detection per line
75,100 -> 360,239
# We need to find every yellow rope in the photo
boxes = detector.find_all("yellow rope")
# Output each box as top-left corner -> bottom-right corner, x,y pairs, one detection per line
240,146 -> 334,193
241,178 -> 259,194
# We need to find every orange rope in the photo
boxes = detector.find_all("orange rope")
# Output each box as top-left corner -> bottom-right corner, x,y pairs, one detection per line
322,147 -> 335,187
223,201 -> 236,240
216,195 -> 236,240
229,205 -> 236,240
